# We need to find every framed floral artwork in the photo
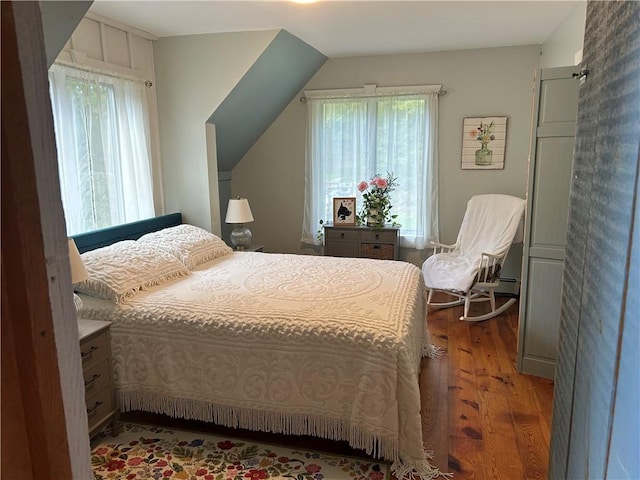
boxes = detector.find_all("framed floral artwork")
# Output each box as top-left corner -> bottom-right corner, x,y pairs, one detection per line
461,116 -> 507,170
333,197 -> 356,225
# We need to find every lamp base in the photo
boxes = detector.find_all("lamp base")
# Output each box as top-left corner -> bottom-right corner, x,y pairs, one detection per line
230,225 -> 252,250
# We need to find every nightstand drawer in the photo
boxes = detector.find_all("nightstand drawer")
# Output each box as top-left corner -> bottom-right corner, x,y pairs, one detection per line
86,386 -> 115,432
361,230 -> 397,243
78,319 -> 118,437
325,228 -> 360,242
80,330 -> 109,368
83,359 -> 111,397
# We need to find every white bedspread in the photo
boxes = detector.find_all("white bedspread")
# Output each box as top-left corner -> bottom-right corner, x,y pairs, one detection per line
80,252 -> 443,479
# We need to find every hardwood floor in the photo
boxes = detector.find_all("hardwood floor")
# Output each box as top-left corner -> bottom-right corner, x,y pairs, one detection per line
119,295 -> 554,479
422,294 -> 554,479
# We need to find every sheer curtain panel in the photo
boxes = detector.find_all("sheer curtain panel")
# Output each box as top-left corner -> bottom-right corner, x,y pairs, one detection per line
48,64 -> 155,235
302,86 -> 440,249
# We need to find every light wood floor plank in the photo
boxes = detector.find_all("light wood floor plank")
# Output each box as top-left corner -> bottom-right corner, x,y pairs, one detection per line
423,295 -> 554,479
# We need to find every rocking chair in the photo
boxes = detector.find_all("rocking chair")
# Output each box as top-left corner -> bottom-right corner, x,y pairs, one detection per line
422,194 -> 525,322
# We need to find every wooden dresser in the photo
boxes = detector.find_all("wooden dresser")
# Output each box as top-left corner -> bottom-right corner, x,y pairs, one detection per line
324,225 -> 400,260
78,319 -> 118,437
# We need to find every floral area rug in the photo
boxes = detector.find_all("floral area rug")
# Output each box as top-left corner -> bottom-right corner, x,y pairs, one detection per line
91,423 -> 390,480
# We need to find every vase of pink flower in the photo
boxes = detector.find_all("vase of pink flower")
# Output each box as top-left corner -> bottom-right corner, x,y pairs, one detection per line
357,173 -> 399,228
473,121 -> 495,166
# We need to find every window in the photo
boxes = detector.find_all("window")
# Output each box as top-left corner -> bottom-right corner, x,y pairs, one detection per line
302,85 -> 440,249
48,64 -> 154,235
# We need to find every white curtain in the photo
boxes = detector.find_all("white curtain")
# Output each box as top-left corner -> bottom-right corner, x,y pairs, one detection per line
302,88 -> 439,249
48,63 -> 154,235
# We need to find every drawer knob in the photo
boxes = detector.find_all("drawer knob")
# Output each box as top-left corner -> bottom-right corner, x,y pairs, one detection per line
340,233 -> 345,238
84,373 -> 101,388
87,400 -> 103,416
81,345 -> 98,359
375,233 -> 380,239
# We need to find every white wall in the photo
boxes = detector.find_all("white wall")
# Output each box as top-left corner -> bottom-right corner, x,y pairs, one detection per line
233,45 -> 540,276
154,30 -> 278,234
55,13 -> 165,216
541,2 -> 587,68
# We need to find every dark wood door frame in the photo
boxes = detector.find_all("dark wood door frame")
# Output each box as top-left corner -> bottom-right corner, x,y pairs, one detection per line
1,2 -> 89,478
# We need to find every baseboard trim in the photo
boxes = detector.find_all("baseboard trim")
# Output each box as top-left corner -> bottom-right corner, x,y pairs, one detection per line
520,356 -> 556,379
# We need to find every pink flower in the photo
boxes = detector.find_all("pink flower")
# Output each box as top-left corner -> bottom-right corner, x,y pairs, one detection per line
375,177 -> 388,189
94,447 -> 109,455
357,181 -> 368,192
196,468 -> 209,476
163,470 -> 173,477
305,464 -> 321,474
369,471 -> 385,480
105,459 -> 126,471
244,469 -> 267,479
127,457 -> 144,467
155,460 -> 168,467
126,474 -> 137,480
217,440 -> 236,450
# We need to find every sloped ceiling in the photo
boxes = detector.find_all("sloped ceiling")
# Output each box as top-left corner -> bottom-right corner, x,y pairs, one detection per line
40,1 -> 93,67
209,29 -> 327,173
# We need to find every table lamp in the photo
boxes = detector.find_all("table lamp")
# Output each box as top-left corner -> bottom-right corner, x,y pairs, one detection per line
68,238 -> 88,311
225,197 -> 254,250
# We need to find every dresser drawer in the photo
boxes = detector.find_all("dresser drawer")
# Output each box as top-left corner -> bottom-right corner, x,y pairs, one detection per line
325,228 -> 361,242
86,385 -> 115,432
361,243 -> 395,260
83,358 -> 111,398
326,241 -> 360,258
80,330 -> 109,368
361,230 -> 397,243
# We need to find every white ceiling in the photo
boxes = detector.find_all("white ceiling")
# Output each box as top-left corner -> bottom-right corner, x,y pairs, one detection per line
89,0 -> 582,58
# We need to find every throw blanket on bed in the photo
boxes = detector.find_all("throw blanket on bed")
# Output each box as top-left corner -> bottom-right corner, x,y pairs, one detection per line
80,252 -> 445,479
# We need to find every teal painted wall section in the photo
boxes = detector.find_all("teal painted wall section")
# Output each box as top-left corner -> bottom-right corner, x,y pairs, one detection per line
40,1 -> 93,67
208,30 -> 326,172
210,29 -> 326,243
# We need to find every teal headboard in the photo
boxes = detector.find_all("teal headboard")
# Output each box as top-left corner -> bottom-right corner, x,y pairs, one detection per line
71,213 -> 182,253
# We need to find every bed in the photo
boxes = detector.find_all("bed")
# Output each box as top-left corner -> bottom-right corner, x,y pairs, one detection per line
72,214 -> 445,479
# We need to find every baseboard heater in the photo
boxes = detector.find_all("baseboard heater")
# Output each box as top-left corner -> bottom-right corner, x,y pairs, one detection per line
496,277 -> 520,299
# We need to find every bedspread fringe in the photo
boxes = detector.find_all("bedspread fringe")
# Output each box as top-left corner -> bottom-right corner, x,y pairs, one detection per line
118,390 -> 449,479
422,342 -> 445,359
391,452 -> 453,480
119,390 -> 394,458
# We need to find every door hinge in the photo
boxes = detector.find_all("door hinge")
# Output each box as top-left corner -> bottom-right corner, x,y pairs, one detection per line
572,68 -> 589,85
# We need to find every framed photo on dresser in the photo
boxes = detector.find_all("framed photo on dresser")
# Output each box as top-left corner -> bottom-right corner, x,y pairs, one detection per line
333,197 -> 356,225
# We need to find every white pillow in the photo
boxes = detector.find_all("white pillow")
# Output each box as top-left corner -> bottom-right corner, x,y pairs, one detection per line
74,240 -> 189,303
138,224 -> 233,269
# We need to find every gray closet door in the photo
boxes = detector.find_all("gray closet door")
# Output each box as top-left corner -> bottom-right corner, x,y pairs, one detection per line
516,66 -> 580,379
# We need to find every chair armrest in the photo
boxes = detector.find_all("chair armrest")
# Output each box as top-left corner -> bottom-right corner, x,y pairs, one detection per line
430,241 -> 458,254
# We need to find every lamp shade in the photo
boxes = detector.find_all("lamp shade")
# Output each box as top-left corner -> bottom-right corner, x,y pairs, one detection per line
68,238 -> 88,284
225,198 -> 254,224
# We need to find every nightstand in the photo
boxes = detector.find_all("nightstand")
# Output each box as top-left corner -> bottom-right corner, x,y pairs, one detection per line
78,319 -> 118,437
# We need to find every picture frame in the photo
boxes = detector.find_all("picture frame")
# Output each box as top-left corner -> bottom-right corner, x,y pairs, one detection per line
461,116 -> 508,170
333,197 -> 356,225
